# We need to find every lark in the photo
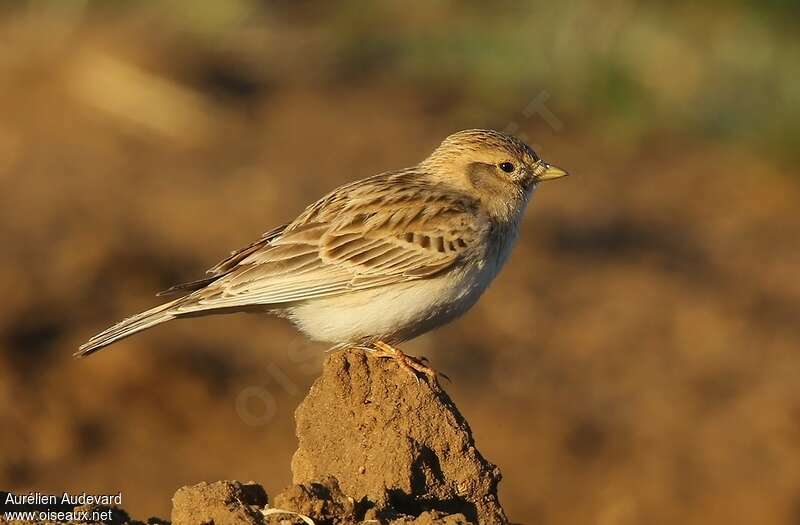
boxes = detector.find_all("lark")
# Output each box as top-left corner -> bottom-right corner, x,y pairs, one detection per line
77,129 -> 568,381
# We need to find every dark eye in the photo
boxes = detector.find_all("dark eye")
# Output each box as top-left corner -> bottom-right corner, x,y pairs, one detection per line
499,162 -> 515,173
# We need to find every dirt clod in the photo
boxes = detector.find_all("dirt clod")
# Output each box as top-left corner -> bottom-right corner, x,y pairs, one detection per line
266,476 -> 356,525
290,350 -> 506,524
394,510 -> 471,525
171,480 -> 268,525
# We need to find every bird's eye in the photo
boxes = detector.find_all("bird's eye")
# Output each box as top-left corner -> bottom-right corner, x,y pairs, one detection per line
499,162 -> 515,173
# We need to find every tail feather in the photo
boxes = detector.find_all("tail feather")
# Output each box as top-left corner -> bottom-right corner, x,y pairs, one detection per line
75,298 -> 184,357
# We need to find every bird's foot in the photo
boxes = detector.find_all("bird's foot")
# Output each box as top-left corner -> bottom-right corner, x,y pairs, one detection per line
368,341 -> 449,385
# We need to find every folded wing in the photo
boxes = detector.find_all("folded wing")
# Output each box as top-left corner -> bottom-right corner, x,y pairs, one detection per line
175,172 -> 482,312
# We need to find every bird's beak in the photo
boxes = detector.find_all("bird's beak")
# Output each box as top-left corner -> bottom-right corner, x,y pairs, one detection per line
536,163 -> 569,182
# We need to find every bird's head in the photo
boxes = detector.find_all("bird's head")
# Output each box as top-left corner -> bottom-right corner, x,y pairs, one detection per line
422,129 -> 568,220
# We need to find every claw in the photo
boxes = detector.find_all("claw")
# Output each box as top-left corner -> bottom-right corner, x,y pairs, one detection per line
369,341 -> 446,385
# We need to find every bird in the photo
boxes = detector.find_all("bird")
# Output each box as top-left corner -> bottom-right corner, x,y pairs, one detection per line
76,129 -> 568,381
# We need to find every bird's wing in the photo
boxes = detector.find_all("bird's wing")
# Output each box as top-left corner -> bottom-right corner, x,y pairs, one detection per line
176,171 -> 482,311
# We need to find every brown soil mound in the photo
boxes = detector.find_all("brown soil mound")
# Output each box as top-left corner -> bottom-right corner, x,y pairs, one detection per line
3,351 -> 505,524
291,350 -> 505,524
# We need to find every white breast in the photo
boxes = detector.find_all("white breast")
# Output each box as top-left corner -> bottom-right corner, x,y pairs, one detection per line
285,206 -> 526,346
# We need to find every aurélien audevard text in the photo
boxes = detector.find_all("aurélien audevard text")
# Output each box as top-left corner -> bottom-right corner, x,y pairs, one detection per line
5,491 -> 122,505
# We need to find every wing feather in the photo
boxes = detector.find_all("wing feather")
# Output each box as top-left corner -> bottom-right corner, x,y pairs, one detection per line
175,169 -> 484,311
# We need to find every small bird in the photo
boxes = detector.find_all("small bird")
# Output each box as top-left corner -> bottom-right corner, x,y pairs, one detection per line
77,129 -> 567,380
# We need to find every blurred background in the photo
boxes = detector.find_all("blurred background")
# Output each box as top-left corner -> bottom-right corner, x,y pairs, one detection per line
1,1 -> 799,523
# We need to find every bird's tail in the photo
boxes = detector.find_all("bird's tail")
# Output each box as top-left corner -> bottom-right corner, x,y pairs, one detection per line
75,298 -> 184,358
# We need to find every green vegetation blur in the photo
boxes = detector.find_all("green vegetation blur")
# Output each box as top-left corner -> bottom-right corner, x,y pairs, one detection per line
9,0 -> 793,157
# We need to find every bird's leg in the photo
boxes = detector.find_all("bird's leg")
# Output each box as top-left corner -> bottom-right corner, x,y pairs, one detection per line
370,341 -> 446,384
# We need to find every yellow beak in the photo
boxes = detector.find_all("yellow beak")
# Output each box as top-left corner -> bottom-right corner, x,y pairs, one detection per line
536,163 -> 569,182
